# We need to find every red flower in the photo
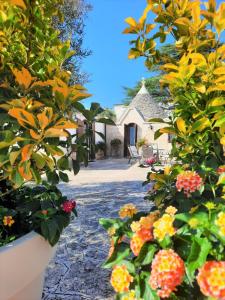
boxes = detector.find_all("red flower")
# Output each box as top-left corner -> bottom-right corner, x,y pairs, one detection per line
62,200 -> 76,213
176,171 -> 203,197
146,157 -> 156,165
197,261 -> 225,299
217,165 -> 225,175
149,249 -> 185,298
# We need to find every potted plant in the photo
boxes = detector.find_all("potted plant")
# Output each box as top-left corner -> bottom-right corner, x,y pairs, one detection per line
0,1 -> 91,299
137,138 -> 147,157
110,138 -> 122,158
95,141 -> 106,160
100,1 -> 225,299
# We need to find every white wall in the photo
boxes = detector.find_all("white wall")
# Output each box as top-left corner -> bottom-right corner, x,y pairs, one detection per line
106,108 -> 172,157
114,105 -> 127,121
95,122 -> 105,144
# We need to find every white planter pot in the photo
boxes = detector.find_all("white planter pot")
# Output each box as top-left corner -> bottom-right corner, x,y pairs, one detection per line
0,231 -> 57,300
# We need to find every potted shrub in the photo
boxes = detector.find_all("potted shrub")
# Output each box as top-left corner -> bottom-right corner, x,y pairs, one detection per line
0,1 -> 90,299
100,1 -> 225,299
110,138 -> 122,158
95,141 -> 106,160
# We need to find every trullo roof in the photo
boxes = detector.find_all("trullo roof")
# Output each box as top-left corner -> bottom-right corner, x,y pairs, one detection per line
129,78 -> 166,120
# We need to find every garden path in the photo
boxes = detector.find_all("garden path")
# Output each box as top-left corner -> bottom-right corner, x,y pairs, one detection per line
42,159 -> 152,300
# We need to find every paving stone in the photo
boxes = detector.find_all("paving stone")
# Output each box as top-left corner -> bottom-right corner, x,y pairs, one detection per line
43,177 -> 152,300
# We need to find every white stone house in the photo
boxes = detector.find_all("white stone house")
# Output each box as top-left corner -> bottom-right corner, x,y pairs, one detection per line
101,80 -> 172,158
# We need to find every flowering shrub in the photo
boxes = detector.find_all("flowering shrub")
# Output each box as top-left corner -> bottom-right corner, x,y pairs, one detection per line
197,261 -> 225,299
100,0 -> 225,299
0,1 -> 115,247
149,249 -> 185,298
0,184 -> 77,246
176,171 -> 203,197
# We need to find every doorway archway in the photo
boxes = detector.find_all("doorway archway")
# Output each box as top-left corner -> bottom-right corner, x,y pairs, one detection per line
124,123 -> 138,157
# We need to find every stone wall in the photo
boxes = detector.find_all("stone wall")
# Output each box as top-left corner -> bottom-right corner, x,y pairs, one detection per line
105,107 -> 172,157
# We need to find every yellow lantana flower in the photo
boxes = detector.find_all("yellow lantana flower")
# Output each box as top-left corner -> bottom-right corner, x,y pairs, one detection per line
165,206 -> 177,215
204,202 -> 216,210
131,221 -> 141,233
110,265 -> 133,293
108,227 -> 116,236
119,204 -> 137,219
188,218 -> 199,228
153,214 -> 175,241
215,212 -> 225,236
3,216 -> 15,227
122,290 -> 138,300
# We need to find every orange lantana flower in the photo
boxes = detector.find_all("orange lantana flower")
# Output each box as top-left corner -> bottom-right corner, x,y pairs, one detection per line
176,171 -> 203,197
3,216 -> 15,227
197,261 -> 225,299
149,249 -> 185,298
130,234 -> 144,256
119,204 -> 137,219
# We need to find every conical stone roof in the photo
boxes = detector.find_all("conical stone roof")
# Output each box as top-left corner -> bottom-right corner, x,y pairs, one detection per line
129,79 -> 166,120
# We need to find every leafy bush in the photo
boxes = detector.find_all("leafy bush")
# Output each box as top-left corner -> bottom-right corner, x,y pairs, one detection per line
0,183 -> 76,246
0,0 -> 93,246
111,139 -> 122,147
137,138 -> 147,148
95,141 -> 106,153
100,1 -> 225,299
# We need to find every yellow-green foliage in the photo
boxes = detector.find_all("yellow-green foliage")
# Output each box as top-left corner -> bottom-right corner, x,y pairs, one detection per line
0,0 -> 90,187
101,1 -> 225,299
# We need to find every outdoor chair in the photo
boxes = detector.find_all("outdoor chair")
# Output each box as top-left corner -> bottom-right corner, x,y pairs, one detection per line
128,145 -> 142,164
158,149 -> 171,165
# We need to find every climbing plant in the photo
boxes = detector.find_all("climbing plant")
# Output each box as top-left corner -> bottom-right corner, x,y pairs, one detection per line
101,1 -> 225,299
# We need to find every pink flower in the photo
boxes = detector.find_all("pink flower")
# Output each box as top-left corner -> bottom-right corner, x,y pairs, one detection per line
176,171 -> 203,197
62,200 -> 76,213
146,157 -> 156,165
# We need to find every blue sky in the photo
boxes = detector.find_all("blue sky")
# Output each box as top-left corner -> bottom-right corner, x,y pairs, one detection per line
82,0 -> 149,109
82,0 -> 224,109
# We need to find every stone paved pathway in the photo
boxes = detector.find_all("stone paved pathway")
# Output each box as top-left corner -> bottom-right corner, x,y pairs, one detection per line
42,160 -> 152,300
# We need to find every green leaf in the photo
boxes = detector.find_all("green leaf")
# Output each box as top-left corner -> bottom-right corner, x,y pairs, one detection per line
154,129 -> 164,140
31,167 -> 41,184
40,221 -> 49,241
59,171 -> 69,182
48,219 -> 60,246
191,117 -> 211,132
11,169 -> 24,187
103,242 -> 131,268
140,272 -> 160,300
72,159 -> 80,175
135,243 -> 157,266
57,156 -> 69,171
46,171 -> 59,185
186,237 -> 212,281
119,259 -> 136,275
45,144 -> 64,156
99,218 -> 124,230
32,153 -> 46,169
96,117 -> 115,125
9,150 -> 20,165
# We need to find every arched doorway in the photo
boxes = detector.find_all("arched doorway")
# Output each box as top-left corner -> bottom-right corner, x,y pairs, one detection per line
124,123 -> 138,157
